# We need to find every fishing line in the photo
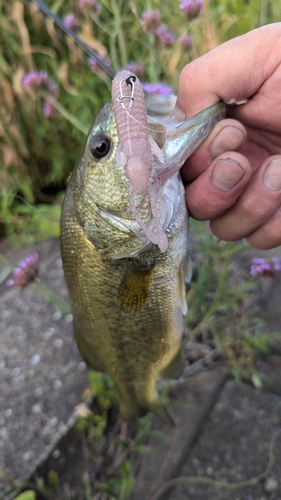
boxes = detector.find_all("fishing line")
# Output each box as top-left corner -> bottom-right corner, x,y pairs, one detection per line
22,0 -> 116,79
124,108 -> 166,140
16,1 -> 164,237
8,0 -> 116,231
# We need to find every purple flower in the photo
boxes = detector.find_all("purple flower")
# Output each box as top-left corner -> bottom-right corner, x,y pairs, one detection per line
63,13 -> 80,31
43,100 -> 56,118
141,10 -> 161,31
79,0 -> 101,14
126,62 -> 145,77
46,81 -> 59,97
179,33 -> 193,50
142,82 -> 174,95
22,71 -> 49,92
271,256 -> 281,272
88,55 -> 111,71
22,71 -> 59,109
155,25 -> 175,47
6,253 -> 39,289
180,0 -> 203,19
250,256 -> 281,278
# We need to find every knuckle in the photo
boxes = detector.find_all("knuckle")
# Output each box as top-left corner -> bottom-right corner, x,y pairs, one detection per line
238,195 -> 271,222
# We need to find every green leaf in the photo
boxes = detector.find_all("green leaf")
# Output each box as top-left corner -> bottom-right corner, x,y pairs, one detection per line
14,491 -> 36,500
252,373 -> 263,390
95,481 -> 119,498
132,445 -> 151,454
0,266 -> 12,284
47,470 -> 59,487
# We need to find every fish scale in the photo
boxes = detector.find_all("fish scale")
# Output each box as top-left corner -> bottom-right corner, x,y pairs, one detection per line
61,72 -> 226,423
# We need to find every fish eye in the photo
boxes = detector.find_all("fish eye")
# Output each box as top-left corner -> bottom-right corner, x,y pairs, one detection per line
89,134 -> 111,159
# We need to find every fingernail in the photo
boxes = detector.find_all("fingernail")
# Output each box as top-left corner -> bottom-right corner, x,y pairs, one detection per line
171,104 -> 186,122
262,159 -> 281,191
211,126 -> 246,157
211,158 -> 245,191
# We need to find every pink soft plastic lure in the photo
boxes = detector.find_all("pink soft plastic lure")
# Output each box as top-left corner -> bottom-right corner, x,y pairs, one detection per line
112,70 -> 169,252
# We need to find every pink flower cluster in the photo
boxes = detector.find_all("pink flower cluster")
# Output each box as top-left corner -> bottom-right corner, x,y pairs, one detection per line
141,10 -> 161,31
22,71 -> 49,91
180,33 -> 193,50
180,0 -> 203,19
142,82 -> 173,95
6,253 -> 39,289
63,13 -> 80,31
155,25 -> 175,47
250,257 -> 281,278
88,55 -> 111,71
22,71 -> 58,118
126,62 -> 144,77
79,0 -> 101,14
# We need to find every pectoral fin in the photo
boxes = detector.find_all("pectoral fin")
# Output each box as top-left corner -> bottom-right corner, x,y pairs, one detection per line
119,260 -> 155,311
176,253 -> 192,316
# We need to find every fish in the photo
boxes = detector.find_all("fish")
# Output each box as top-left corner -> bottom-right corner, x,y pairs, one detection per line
61,70 -> 226,424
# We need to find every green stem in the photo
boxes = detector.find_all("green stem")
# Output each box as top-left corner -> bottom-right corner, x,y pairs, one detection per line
89,11 -> 111,36
110,0 -> 128,69
0,253 -> 71,315
142,0 -> 158,82
191,249 -> 232,337
33,279 -> 71,315
109,31 -> 120,71
0,253 -> 14,270
147,32 -> 158,82
43,96 -> 89,135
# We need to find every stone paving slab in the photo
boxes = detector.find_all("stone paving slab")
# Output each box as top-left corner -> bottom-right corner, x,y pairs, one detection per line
130,367 -> 229,500
1,237 -> 281,499
166,379 -> 281,500
0,239 -> 89,497
129,248 -> 281,500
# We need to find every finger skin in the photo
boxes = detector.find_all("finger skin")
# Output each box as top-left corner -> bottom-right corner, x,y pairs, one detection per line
181,119 -> 247,183
246,207 -> 281,249
185,152 -> 252,220
177,23 -> 281,122
178,24 -> 281,250
210,156 -> 281,241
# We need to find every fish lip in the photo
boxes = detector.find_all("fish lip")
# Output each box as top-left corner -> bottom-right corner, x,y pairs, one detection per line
165,101 -> 226,137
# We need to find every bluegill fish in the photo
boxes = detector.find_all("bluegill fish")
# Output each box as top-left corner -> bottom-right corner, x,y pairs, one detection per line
61,71 -> 225,423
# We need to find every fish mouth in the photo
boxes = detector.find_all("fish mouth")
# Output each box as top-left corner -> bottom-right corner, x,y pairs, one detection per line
96,206 -> 132,232
96,205 -> 128,219
96,204 -> 152,231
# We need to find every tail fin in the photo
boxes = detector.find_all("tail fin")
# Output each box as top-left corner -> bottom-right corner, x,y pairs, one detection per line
120,398 -> 174,426
148,400 -> 175,426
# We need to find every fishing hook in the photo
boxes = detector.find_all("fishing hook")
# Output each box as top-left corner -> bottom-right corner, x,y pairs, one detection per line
116,75 -> 136,111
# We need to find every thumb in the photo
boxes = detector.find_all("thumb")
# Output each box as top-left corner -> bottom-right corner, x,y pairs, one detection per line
177,23 -> 281,117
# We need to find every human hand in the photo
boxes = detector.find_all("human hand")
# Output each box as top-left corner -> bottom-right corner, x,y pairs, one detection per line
177,23 -> 281,249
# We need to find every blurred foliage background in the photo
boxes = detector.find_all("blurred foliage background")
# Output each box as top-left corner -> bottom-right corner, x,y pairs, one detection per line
2,2 -> 281,497
0,0 -> 281,245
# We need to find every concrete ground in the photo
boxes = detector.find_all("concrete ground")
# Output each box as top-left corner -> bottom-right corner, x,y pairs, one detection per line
1,237 -> 281,500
